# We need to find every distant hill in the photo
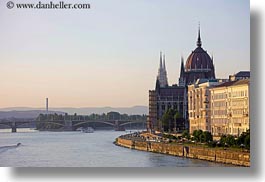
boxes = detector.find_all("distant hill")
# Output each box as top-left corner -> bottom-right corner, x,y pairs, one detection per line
0,110 -> 65,119
0,106 -> 148,118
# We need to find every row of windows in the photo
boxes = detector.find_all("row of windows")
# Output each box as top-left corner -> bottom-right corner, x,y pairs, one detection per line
232,118 -> 248,124
231,100 -> 245,107
189,100 -> 246,110
232,109 -> 244,115
212,90 -> 248,99
212,127 -> 247,135
189,112 -> 209,118
230,90 -> 248,98
158,96 -> 184,100
213,110 -> 227,115
212,93 -> 226,100
212,101 -> 226,107
212,118 -> 227,124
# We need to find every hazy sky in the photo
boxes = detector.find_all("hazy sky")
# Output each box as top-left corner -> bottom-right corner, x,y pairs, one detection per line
0,0 -> 249,108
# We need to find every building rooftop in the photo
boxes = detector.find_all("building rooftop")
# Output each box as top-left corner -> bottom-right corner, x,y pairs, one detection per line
212,79 -> 249,88
235,71 -> 250,77
233,79 -> 250,86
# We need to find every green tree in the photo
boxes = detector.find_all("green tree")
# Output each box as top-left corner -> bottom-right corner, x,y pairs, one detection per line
182,130 -> 190,140
174,111 -> 181,132
193,130 -> 203,142
161,110 -> 171,132
161,108 -> 183,133
237,129 -> 250,150
161,108 -> 176,132
220,135 -> 236,147
201,131 -> 213,143
244,134 -> 250,150
107,111 -> 120,120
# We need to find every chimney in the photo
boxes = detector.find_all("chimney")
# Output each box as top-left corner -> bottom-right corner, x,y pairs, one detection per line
46,98 -> 49,114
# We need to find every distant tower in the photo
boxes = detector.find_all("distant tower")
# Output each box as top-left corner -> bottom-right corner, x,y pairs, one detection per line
178,56 -> 185,87
46,98 -> 49,114
157,51 -> 168,87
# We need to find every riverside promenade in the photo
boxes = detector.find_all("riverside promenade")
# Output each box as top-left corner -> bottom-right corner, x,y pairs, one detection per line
115,132 -> 250,167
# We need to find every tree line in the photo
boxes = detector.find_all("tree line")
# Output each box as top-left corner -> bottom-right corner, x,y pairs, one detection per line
37,111 -> 146,121
181,129 -> 250,150
36,111 -> 147,130
159,108 -> 185,132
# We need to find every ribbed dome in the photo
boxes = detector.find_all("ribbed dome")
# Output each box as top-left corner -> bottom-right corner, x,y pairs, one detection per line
185,46 -> 214,71
185,25 -> 214,71
178,26 -> 216,86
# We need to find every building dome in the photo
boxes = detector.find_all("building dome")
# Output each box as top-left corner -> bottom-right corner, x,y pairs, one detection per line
185,46 -> 214,71
179,26 -> 216,86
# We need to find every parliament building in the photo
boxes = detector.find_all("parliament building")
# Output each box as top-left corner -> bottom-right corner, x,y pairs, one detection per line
147,27 -> 216,132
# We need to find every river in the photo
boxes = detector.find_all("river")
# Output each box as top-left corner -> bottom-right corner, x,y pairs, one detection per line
0,128 -> 232,167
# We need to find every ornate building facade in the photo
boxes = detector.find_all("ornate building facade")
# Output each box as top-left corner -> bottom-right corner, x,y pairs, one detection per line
188,79 -> 222,134
157,52 -> 168,87
210,79 -> 250,137
178,27 -> 216,86
148,26 -> 216,132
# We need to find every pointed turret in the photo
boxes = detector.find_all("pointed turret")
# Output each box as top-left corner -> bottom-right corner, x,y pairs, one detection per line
157,51 -> 168,88
155,77 -> 160,92
163,54 -> 168,87
180,56 -> 185,76
163,54 -> 166,70
160,51 -> 163,69
178,56 -> 186,87
197,23 -> 202,47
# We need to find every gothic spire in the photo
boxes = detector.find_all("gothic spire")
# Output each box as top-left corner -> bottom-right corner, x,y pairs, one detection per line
163,53 -> 166,71
157,51 -> 168,88
155,77 -> 160,91
180,56 -> 185,75
197,23 -> 202,47
163,53 -> 168,87
160,51 -> 163,69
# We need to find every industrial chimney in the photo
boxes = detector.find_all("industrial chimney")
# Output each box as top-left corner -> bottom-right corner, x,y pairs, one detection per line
46,98 -> 49,115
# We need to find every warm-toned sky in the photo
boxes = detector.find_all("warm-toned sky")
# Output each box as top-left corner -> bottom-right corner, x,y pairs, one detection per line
0,0 -> 249,108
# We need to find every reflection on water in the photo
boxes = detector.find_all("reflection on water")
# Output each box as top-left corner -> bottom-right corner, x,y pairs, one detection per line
0,129 -> 233,167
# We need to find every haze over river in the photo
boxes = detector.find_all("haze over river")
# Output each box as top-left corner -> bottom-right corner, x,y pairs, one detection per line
0,129 -> 232,167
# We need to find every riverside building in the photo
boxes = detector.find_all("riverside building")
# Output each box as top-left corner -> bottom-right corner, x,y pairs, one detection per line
188,79 -> 222,134
210,79 -> 250,137
148,26 -> 216,132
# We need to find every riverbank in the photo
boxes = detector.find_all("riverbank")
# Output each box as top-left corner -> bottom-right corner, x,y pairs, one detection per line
115,134 -> 250,167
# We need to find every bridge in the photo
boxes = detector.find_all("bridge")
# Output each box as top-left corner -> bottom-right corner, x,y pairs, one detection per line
0,118 -> 36,132
0,118 -> 146,132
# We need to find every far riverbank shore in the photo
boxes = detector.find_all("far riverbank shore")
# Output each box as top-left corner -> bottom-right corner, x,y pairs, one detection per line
115,133 -> 250,167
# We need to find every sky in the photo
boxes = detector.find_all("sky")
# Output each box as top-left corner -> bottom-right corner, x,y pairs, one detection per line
0,0 -> 250,108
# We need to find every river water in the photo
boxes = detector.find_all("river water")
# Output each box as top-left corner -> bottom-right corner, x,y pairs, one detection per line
0,129 -> 232,167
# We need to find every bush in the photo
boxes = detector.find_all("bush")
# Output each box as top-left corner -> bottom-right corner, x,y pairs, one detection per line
182,130 -> 190,140
220,135 -> 236,147
163,134 -> 177,140
237,129 -> 250,150
208,141 -> 217,148
192,130 -> 213,143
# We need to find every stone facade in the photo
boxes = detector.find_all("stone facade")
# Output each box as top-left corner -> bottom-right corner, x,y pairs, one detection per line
147,90 -> 157,131
148,27 -> 216,132
116,137 -> 250,167
210,79 -> 250,136
188,79 -> 222,134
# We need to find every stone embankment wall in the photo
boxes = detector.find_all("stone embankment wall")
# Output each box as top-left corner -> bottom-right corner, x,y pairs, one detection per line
116,137 -> 250,167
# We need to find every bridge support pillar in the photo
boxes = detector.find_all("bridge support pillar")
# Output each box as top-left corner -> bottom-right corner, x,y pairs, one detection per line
114,121 -> 125,131
11,122 -> 17,133
64,120 -> 73,131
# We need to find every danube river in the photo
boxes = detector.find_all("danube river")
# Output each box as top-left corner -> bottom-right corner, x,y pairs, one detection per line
0,129 -> 232,167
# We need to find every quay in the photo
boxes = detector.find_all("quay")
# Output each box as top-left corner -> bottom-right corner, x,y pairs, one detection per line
115,132 -> 250,167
